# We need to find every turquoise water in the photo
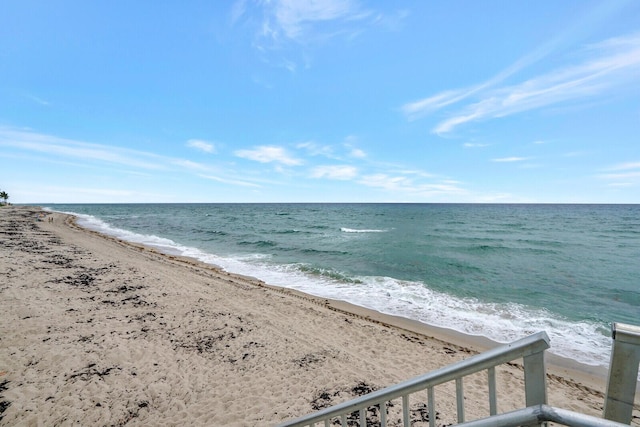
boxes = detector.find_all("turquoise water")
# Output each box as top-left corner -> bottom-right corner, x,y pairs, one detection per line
45,203 -> 640,367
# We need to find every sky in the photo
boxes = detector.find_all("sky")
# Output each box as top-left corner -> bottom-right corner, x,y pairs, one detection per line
1,1 -> 639,204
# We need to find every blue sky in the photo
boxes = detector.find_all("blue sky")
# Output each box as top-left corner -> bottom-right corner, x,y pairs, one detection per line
1,0 -> 639,203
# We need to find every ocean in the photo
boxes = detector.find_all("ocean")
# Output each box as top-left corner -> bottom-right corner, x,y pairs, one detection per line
44,203 -> 639,369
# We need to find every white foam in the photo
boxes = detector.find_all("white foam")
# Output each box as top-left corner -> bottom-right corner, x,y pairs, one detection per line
266,271 -> 612,367
341,227 -> 387,233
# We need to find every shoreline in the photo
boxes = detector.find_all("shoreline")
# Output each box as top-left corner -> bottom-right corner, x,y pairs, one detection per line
49,203 -> 622,372
54,207 -> 640,395
1,205 -> 637,425
61,207 -> 616,390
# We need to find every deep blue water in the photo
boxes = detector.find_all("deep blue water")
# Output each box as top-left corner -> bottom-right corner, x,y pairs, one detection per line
45,203 -> 640,367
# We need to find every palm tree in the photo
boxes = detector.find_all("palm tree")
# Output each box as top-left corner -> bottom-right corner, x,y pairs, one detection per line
0,190 -> 8,205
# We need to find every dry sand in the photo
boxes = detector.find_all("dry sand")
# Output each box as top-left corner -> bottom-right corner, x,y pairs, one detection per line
0,205 -> 637,426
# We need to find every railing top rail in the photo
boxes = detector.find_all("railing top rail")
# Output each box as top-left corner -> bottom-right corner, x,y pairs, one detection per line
278,331 -> 550,427
612,322 -> 640,345
456,405 -> 630,427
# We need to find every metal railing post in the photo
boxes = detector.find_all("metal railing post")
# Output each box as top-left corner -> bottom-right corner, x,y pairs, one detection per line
603,322 -> 640,424
523,350 -> 547,407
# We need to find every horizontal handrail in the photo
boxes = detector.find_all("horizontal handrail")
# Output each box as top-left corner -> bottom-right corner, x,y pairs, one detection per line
278,331 -> 550,427
457,405 -> 630,427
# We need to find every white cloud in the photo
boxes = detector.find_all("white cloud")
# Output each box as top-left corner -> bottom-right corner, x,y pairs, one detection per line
396,169 -> 435,179
607,161 -> 640,171
599,171 -> 640,180
491,157 -> 529,162
0,127 -> 220,178
463,143 -> 490,148
233,0 -> 390,72
234,145 -> 303,165
199,174 -> 262,188
342,136 -> 366,158
311,165 -> 358,180
187,139 -> 216,153
359,173 -> 409,191
172,159 -> 209,171
233,0 -> 371,47
402,88 -> 477,121
53,186 -> 137,197
297,141 -> 335,158
0,127 -> 166,170
404,32 -> 640,134
272,0 -> 364,40
230,0 -> 247,25
597,161 -> 640,184
25,94 -> 51,106
349,148 -> 366,158
358,173 -> 466,197
401,30 -> 563,121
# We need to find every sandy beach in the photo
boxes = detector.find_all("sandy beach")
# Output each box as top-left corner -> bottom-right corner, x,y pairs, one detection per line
0,205 -> 637,426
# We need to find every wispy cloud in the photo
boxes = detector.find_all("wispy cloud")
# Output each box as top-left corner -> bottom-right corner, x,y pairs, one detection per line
230,0 -> 247,25
597,160 -> 640,186
297,141 -> 336,158
358,173 -> 466,197
401,30 -> 565,121
234,145 -> 303,165
491,157 -> 529,162
199,174 -> 262,188
463,142 -> 490,148
395,169 -> 435,179
0,127 -> 219,176
606,161 -> 640,171
342,136 -> 367,158
310,165 -> 358,180
599,171 -> 640,180
403,32 -> 640,134
172,159 -> 209,171
24,94 -> 51,106
349,148 -> 366,158
232,1 -> 400,71
271,0 -> 367,41
232,0 -> 371,47
0,127 -> 167,170
402,89 -> 479,120
563,151 -> 589,158
187,139 -> 216,153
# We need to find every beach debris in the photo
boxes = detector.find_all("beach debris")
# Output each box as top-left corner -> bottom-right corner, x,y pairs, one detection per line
66,363 -> 121,382
0,379 -> 10,422
309,381 -> 442,427
42,253 -> 74,267
293,350 -> 334,370
114,400 -> 150,426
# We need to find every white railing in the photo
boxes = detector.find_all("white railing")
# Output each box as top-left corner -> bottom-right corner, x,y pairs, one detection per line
457,404 -> 629,427
278,331 -> 550,427
278,323 -> 640,427
603,322 -> 640,424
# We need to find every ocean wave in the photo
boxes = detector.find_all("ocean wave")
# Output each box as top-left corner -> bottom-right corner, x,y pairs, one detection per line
238,240 -> 278,248
301,248 -> 350,256
296,264 -> 363,284
341,227 -> 387,233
